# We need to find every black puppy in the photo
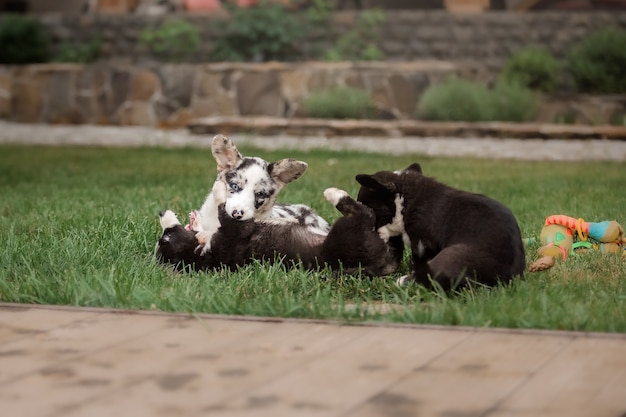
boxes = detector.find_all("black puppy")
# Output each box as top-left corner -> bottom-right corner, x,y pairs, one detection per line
356,163 -> 525,290
155,210 -> 216,272
156,187 -> 401,277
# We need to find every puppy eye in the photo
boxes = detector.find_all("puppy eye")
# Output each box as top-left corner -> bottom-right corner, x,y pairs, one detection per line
255,191 -> 267,199
229,182 -> 240,192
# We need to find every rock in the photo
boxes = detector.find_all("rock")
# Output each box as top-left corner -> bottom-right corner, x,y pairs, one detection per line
236,71 -> 284,117
129,69 -> 161,101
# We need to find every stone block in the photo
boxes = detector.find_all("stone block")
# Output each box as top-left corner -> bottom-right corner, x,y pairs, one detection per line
45,71 -> 78,124
10,69 -> 46,123
117,101 -> 157,126
415,25 -> 451,42
191,94 -> 237,118
388,74 -> 418,118
159,64 -> 196,108
236,71 -> 284,117
96,0 -> 139,13
307,68 -> 350,92
162,108 -> 195,129
0,71 -> 12,118
194,71 -> 224,98
281,69 -> 310,102
129,69 -> 161,101
281,69 -> 311,118
111,69 -> 131,112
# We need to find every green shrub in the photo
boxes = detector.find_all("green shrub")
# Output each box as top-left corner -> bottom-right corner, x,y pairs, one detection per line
500,45 -> 560,93
490,81 -> 539,122
54,38 -> 102,63
416,77 -> 539,122
568,27 -> 626,94
210,1 -> 305,62
0,14 -> 49,64
416,78 -> 493,122
140,18 -> 200,62
303,86 -> 375,119
323,9 -> 385,61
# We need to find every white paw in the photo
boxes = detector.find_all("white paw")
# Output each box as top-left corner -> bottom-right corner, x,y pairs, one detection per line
159,210 -> 180,229
323,187 -> 348,206
396,275 -> 412,286
377,226 -> 391,243
199,243 -> 211,256
195,230 -> 212,246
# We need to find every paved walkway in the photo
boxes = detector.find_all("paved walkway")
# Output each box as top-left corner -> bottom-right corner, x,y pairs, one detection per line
1,121 -> 626,161
1,303 -> 625,417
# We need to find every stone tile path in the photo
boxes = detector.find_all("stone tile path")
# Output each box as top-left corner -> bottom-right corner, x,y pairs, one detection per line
1,303 -> 625,417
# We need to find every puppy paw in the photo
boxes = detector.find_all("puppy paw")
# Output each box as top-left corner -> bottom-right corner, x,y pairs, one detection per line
159,210 -> 180,230
195,230 -> 210,246
396,275 -> 412,286
198,243 -> 212,256
377,225 -> 391,243
186,210 -> 201,231
323,187 -> 348,206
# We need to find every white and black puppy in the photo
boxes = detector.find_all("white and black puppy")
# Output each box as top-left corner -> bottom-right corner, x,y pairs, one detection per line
155,210 -> 216,273
156,184 -> 401,277
356,163 -> 525,290
193,134 -> 330,253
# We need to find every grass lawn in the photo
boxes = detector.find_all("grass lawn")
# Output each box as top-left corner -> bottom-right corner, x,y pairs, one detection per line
1,144 -> 625,332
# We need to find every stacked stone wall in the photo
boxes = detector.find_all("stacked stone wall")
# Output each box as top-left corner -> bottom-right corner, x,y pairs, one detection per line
0,61 -> 460,126
37,11 -> 626,69
2,61 -> 624,127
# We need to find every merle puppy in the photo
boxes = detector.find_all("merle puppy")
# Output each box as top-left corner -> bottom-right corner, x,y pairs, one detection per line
156,185 -> 401,277
356,163 -> 525,290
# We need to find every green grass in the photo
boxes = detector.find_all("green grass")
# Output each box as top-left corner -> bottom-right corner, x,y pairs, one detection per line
1,145 -> 625,332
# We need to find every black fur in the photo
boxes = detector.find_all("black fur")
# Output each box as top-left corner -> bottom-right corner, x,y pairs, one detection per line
356,163 -> 525,291
155,222 -> 215,273
156,195 -> 401,277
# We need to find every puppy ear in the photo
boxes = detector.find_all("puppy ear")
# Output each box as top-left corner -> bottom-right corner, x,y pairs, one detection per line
405,163 -> 423,174
355,173 -> 397,193
211,134 -> 242,172
269,159 -> 308,186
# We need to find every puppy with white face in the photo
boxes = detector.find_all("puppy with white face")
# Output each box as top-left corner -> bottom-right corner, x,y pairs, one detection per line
193,135 -> 330,253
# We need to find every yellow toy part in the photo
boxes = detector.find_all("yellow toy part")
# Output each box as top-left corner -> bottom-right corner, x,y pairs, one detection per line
537,224 -> 573,260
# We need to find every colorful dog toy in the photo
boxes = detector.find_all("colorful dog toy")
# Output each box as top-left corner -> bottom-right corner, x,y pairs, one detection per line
528,214 -> 625,272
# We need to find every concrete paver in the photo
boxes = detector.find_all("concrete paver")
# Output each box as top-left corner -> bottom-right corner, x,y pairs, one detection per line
1,120 -> 626,161
1,303 -> 625,417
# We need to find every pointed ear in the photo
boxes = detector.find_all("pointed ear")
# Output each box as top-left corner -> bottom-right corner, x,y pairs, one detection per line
355,173 -> 397,193
211,134 -> 242,172
405,163 -> 422,174
269,159 -> 307,186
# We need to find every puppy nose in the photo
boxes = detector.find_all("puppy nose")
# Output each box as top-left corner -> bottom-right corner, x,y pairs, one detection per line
159,210 -> 165,217
231,209 -> 244,220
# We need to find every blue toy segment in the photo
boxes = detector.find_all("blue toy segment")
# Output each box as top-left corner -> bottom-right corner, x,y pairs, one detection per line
588,221 -> 611,241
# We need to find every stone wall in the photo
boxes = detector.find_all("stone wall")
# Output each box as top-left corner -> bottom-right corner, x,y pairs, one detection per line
0,61 -> 460,126
37,10 -> 626,69
2,61 -> 624,127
